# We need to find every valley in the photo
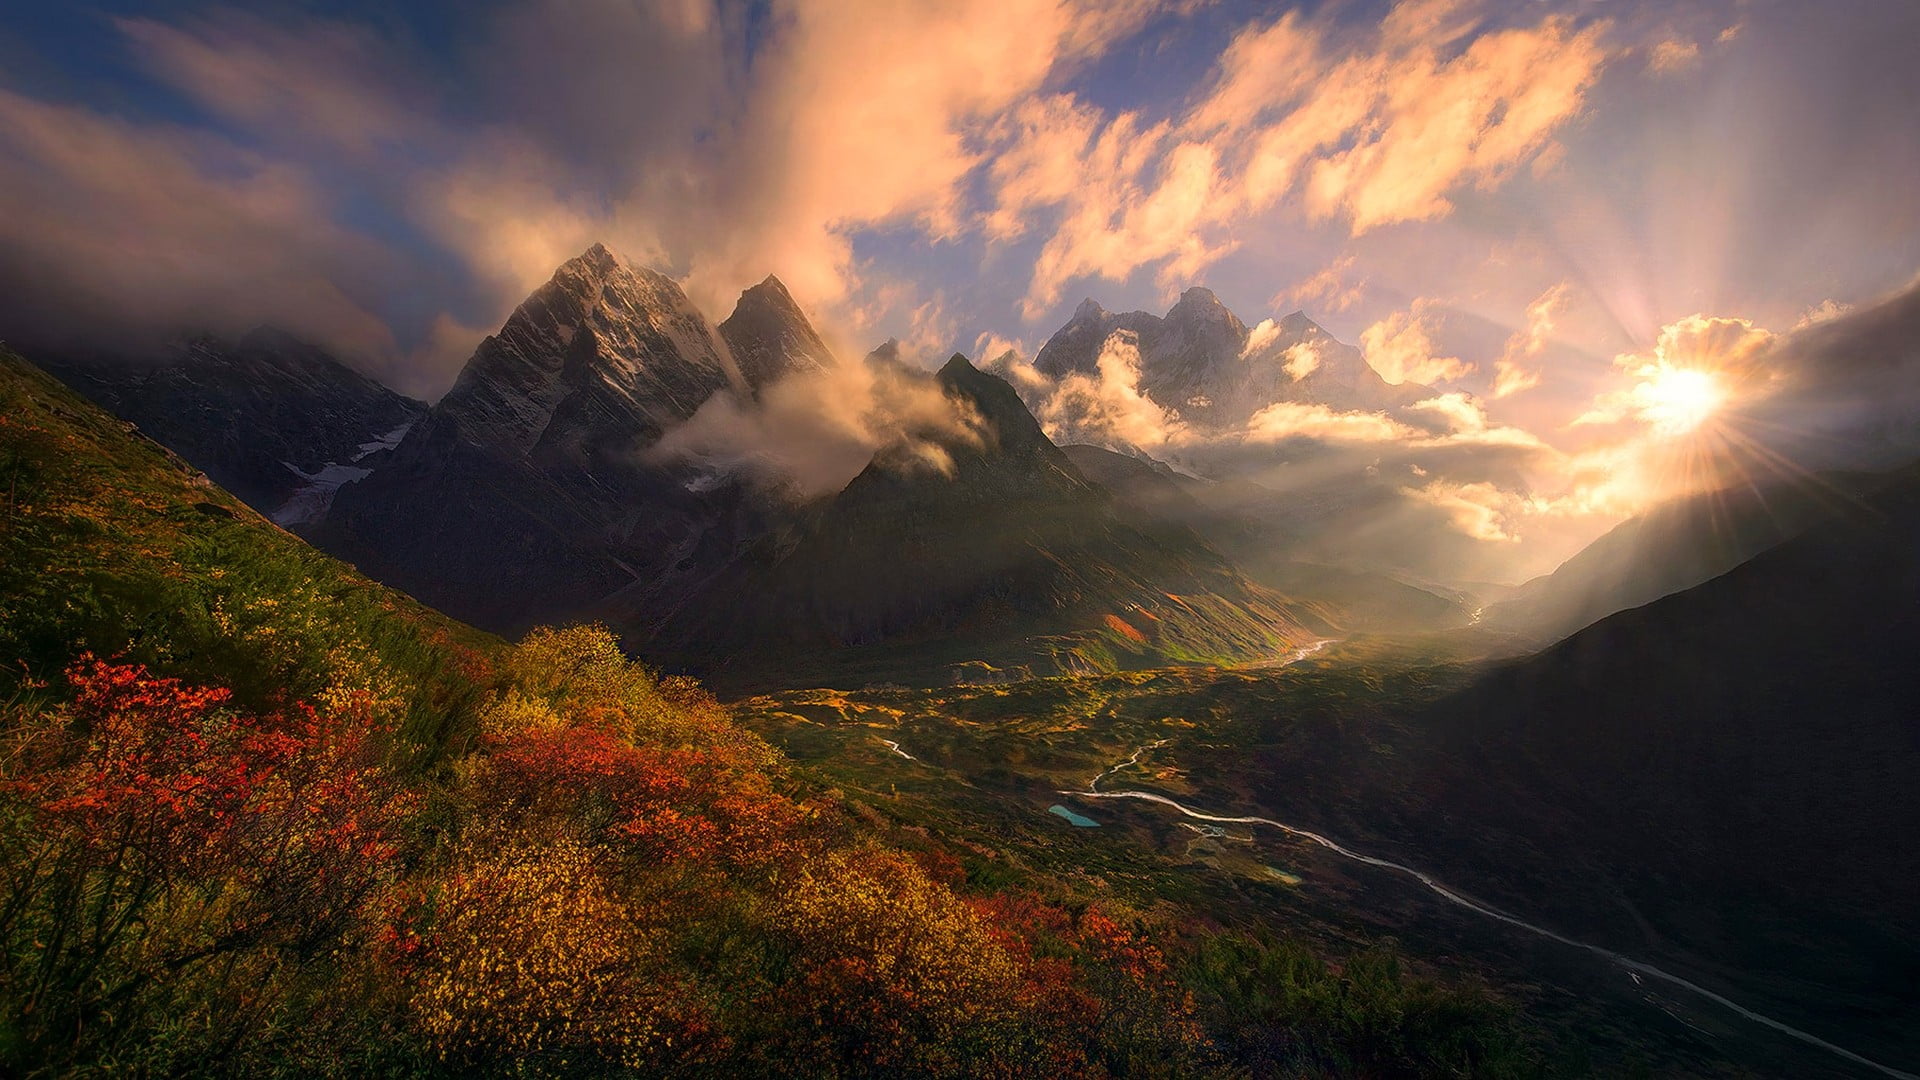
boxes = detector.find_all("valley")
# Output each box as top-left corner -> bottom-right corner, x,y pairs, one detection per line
738,652 -> 1916,1079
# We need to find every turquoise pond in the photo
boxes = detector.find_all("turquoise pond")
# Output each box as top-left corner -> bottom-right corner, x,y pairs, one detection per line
1047,804 -> 1099,827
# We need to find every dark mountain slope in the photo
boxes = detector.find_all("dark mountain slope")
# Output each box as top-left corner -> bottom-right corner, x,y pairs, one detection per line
652,357 -> 1326,688
39,329 -> 424,521
1405,463 -> 1920,1063
1485,472 -> 1880,644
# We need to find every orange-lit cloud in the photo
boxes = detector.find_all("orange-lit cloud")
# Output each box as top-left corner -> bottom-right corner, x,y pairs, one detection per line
997,0 -> 1615,314
1360,300 -> 1473,385
1575,314 -> 1776,430
1492,283 -> 1571,398
1245,402 -> 1414,443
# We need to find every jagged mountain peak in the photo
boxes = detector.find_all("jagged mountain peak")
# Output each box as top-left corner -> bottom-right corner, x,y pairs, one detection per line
720,273 -> 834,393
936,353 -> 1037,437
1278,310 -> 1321,334
748,272 -> 794,297
1034,287 -> 1420,426
388,244 -> 738,464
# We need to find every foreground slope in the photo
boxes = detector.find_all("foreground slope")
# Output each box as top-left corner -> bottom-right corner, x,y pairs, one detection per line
653,356 -> 1327,687
0,346 -> 493,729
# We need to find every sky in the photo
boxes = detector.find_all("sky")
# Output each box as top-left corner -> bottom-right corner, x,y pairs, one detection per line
3,0 -> 1918,579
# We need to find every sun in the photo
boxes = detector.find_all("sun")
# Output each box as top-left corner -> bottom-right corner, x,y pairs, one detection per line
1636,366 -> 1725,436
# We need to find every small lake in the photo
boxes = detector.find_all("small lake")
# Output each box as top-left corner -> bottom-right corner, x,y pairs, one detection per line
1048,804 -> 1100,827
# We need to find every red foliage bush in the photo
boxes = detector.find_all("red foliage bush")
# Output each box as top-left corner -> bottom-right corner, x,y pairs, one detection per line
481,721 -> 804,868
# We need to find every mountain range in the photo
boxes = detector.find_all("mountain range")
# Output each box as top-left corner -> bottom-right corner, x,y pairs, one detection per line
652,354 -> 1326,688
113,244 -> 1326,684
35,242 -> 1905,682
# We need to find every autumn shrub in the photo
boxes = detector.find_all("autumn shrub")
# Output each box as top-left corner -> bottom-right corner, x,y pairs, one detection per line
0,658 -> 418,1071
500,624 -> 767,758
397,833 -> 709,1070
477,723 -> 806,870
725,846 -> 1088,1077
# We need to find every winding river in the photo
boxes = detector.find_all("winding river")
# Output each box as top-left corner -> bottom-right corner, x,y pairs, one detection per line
1066,748 -> 1917,1080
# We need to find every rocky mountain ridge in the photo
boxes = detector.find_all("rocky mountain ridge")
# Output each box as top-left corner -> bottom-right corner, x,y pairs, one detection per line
1035,287 -> 1424,428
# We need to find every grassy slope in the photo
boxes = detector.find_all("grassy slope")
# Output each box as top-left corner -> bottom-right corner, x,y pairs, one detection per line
0,347 -> 501,761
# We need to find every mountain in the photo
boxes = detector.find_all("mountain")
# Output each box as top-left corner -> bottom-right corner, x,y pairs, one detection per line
718,274 -> 835,394
39,328 -> 424,524
1061,444 -> 1472,633
318,243 -> 770,635
1484,471 -> 1880,643
1035,290 -> 1422,428
650,356 -> 1328,688
1403,464 -> 1920,1061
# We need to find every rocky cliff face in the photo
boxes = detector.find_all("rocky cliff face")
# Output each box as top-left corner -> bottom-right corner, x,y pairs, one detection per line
423,242 -> 738,461
1036,290 -> 1421,427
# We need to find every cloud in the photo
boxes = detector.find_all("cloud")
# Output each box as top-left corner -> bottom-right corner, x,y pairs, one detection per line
993,0 -> 1616,315
0,86 -> 408,378
117,13 -> 423,153
1574,313 -> 1777,429
1360,300 -> 1473,385
1242,318 -> 1282,357
1402,480 -> 1528,543
1282,341 -> 1323,380
1648,38 -> 1701,72
4,0 -> 1173,389
1492,282 -> 1571,398
1410,392 -> 1487,434
1245,402 -> 1414,443
1793,298 -> 1853,329
650,349 -> 985,499
1275,254 -> 1366,314
1030,330 -> 1188,450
